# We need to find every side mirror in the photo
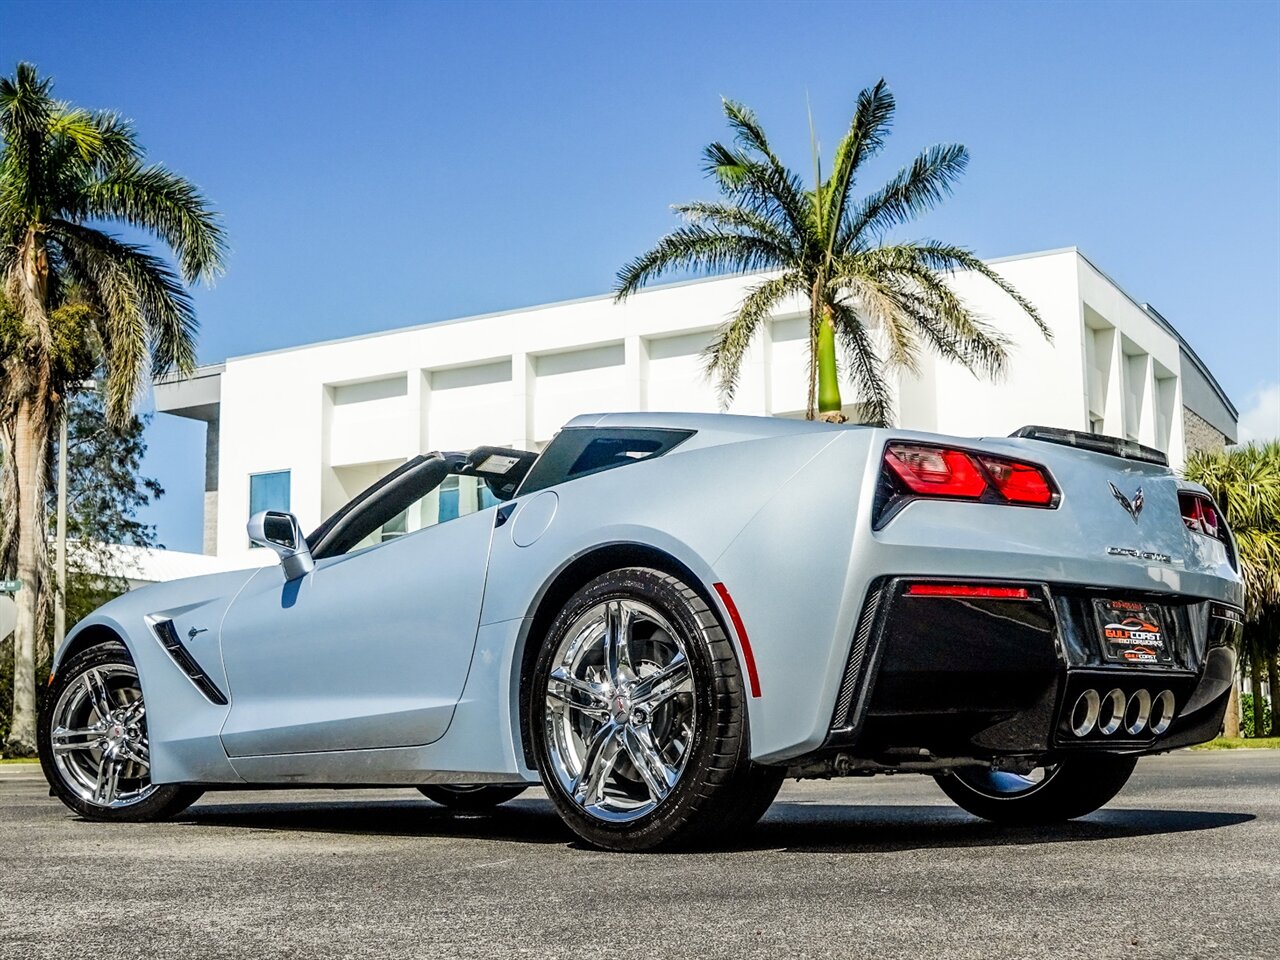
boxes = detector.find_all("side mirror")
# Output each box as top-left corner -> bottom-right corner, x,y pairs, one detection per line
247,510 -> 314,581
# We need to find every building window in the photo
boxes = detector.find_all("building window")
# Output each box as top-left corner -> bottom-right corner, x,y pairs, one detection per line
439,475 -> 461,524
249,470 -> 291,516
380,509 -> 408,542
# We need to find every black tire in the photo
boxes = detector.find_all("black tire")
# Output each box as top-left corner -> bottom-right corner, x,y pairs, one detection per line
417,784 -> 528,810
38,641 -> 203,822
935,755 -> 1139,824
531,567 -> 783,851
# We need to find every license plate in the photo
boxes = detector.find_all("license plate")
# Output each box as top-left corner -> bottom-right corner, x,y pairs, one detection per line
1093,598 -> 1172,665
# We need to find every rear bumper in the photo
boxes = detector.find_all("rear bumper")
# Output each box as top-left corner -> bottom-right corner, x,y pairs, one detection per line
821,577 -> 1241,764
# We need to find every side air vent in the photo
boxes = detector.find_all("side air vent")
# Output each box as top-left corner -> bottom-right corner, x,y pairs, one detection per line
831,583 -> 886,731
148,618 -> 229,705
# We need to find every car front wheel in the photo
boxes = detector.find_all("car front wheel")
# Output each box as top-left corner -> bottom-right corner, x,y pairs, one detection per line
532,567 -> 783,851
38,641 -> 203,822
934,755 -> 1139,824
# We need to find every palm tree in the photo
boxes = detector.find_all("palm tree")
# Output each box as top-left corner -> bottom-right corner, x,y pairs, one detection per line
0,63 -> 224,753
1183,441 -> 1280,738
615,80 -> 1049,424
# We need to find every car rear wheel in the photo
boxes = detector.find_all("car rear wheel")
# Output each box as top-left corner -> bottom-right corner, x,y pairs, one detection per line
417,784 -> 528,810
532,567 -> 783,851
38,642 -> 203,822
934,755 -> 1139,824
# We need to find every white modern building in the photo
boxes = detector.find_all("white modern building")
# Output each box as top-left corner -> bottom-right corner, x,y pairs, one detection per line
149,247 -> 1236,576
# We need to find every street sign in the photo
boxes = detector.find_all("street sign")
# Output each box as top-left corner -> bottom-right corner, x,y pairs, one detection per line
0,596 -> 15,642
0,579 -> 20,594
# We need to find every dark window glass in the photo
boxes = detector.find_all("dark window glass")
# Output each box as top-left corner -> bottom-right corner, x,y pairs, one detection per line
518,427 -> 694,495
567,437 -> 664,476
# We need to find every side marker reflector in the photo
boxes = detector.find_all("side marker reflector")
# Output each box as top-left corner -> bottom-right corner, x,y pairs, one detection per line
713,582 -> 762,698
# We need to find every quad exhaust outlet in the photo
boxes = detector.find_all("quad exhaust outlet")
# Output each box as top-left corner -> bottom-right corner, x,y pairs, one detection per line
1069,687 -> 1175,738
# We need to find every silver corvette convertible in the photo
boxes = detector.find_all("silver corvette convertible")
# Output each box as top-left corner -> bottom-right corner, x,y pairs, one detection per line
39,413 -> 1243,850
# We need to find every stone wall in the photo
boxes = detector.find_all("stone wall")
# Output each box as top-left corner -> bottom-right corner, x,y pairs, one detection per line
1183,405 -> 1228,455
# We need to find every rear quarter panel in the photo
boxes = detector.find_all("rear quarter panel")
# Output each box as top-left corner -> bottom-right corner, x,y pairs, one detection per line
457,428 -> 846,774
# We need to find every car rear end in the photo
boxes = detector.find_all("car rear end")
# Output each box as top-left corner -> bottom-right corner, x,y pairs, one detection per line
825,426 -> 1243,769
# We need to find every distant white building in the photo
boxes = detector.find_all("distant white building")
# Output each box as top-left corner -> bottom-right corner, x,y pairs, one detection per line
151,247 -> 1236,576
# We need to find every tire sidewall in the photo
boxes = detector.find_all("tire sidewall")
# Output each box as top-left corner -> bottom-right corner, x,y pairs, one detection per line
531,567 -> 742,850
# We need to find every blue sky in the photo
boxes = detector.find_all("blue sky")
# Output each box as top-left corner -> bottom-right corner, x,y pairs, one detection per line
3,0 -> 1278,552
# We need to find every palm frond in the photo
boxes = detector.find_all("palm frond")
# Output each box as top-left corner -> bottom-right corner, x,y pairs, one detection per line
45,107 -> 104,164
704,272 -> 801,406
908,241 -> 1050,338
0,62 -> 54,141
52,220 -> 197,421
701,141 -> 812,244
614,225 -> 788,300
673,200 -> 797,257
831,274 -> 919,374
53,234 -> 146,423
841,247 -> 1010,375
721,99 -> 782,166
81,161 -> 226,283
841,143 -> 968,250
888,285 -> 1010,379
823,79 -> 895,252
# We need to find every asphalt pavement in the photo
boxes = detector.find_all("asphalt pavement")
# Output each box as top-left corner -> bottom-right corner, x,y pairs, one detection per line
1,750 -> 1276,960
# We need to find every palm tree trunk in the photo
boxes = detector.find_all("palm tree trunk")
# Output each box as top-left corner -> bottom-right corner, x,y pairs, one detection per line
1250,654 -> 1265,738
1222,678 -> 1241,738
816,304 -> 845,423
6,396 -> 46,755
806,316 -> 817,421
1268,652 -> 1280,738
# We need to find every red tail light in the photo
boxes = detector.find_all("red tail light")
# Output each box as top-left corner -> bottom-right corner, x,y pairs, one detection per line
884,445 -> 987,498
1180,492 -> 1224,541
977,456 -> 1055,505
1180,491 -> 1236,571
906,583 -> 1032,600
882,442 -> 1057,507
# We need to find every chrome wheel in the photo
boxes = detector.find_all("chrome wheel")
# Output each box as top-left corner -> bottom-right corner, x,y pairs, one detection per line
49,663 -> 157,809
542,597 -> 696,823
955,764 -> 1061,799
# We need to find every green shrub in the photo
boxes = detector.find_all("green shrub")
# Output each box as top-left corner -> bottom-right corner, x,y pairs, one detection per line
1241,693 -> 1272,738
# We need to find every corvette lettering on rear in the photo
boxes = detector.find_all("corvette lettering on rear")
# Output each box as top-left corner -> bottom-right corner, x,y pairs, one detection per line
1106,546 -> 1173,563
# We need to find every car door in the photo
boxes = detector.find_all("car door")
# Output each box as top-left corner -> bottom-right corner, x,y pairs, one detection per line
217,458 -> 497,758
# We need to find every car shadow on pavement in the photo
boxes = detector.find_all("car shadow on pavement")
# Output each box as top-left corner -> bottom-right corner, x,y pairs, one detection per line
746,802 -> 1255,854
173,796 -> 1254,853
177,797 -> 575,845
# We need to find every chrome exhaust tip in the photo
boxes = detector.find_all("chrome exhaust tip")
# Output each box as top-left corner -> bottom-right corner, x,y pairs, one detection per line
1150,690 -> 1176,735
1098,688 -> 1125,736
1071,689 -> 1101,737
1124,688 -> 1152,736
